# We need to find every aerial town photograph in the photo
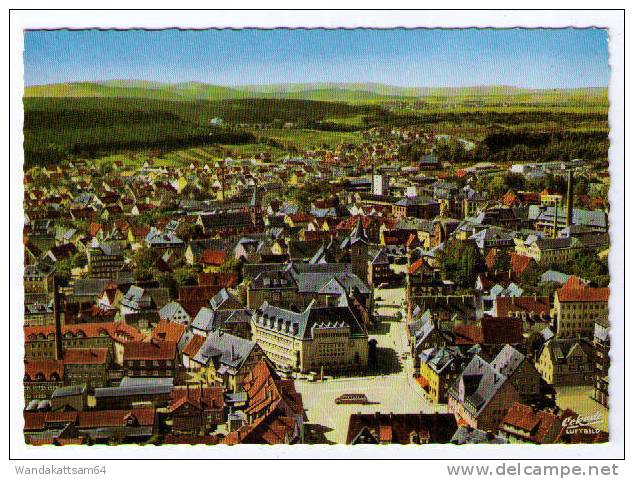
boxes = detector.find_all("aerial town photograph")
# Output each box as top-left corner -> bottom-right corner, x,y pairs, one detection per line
18,24 -> 615,451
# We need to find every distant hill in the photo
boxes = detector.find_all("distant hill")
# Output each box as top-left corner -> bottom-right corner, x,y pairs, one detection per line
24,81 -> 248,101
24,81 -> 608,104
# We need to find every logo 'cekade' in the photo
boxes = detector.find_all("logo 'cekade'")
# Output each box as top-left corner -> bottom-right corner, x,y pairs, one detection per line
562,412 -> 603,434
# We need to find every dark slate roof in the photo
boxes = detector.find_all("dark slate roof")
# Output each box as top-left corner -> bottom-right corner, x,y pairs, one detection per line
349,217 -> 368,245
451,425 -> 508,444
419,346 -> 463,374
191,308 -> 252,333
528,205 -> 608,229
72,278 -> 114,297
193,331 -> 256,373
51,384 -> 86,399
94,377 -> 173,398
394,196 -> 438,207
288,239 -> 326,260
448,354 -> 509,417
542,339 -> 594,365
491,345 -> 526,378
255,300 -> 367,340
394,217 -> 435,233
250,262 -> 370,295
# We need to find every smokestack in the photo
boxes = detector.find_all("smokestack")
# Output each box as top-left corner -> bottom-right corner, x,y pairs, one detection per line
52,276 -> 63,361
566,170 -> 574,227
553,201 -> 559,239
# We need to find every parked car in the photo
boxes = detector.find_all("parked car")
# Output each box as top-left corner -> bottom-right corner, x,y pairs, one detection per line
335,393 -> 369,405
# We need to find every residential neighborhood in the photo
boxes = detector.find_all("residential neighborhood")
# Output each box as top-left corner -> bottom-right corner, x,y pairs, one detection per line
22,131 -> 611,446
19,26 -> 615,450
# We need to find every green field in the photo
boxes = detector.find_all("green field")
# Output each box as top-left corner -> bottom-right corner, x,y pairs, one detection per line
23,82 -> 609,168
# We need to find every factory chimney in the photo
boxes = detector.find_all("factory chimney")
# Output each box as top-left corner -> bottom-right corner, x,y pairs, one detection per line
52,276 -> 64,361
552,201 -> 559,239
566,169 -> 574,227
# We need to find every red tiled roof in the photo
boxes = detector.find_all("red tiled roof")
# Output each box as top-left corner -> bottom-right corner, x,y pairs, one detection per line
45,411 -> 78,424
242,360 -> 304,417
170,385 -> 224,411
453,316 -> 523,346
124,340 -> 177,361
63,348 -> 109,365
557,276 -> 610,302
183,334 -> 205,357
150,319 -> 186,343
496,296 -> 550,318
485,248 -> 497,270
23,412 -> 46,431
502,402 -> 561,444
130,225 -> 151,239
76,408 -> 156,428
335,215 -> 376,231
179,285 -> 222,317
416,376 -> 429,389
200,249 -> 227,266
24,359 -> 64,381
88,223 -> 102,237
379,424 -> 393,443
198,272 -> 238,288
408,258 -> 425,274
25,322 -> 143,344
481,316 -> 524,345
382,229 -> 411,246
222,413 -> 298,445
453,324 -> 483,345
162,435 -> 221,445
287,213 -> 313,223
510,253 -> 534,275
405,233 -> 418,249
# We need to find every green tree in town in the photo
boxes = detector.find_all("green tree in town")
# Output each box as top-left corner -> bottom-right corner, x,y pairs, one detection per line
437,239 -> 485,288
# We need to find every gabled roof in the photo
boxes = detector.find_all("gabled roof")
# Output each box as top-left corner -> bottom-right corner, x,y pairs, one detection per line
491,345 -> 526,377
193,331 -> 256,371
24,322 -> 143,344
150,319 -> 187,343
242,360 -> 304,418
24,360 -> 64,381
419,346 -> 462,374
495,296 -> 550,318
158,302 -> 190,323
182,334 -> 206,357
63,348 -> 109,365
346,412 -> 457,444
448,354 -> 509,417
170,385 -> 224,412
124,340 -> 177,361
556,276 -> 609,302
501,402 -> 561,444
451,425 -> 508,444
255,300 -> 367,340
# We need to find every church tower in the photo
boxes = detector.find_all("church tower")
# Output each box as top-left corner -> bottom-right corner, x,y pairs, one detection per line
250,186 -> 263,230
349,218 -> 369,284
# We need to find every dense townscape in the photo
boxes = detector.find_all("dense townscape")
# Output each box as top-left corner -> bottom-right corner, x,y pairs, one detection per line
22,90 -> 611,446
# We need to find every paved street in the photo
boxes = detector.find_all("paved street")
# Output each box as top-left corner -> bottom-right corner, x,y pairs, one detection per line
297,283 -> 447,444
556,386 -> 609,433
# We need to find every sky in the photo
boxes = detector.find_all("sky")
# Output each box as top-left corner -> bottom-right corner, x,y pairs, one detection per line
23,28 -> 609,89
